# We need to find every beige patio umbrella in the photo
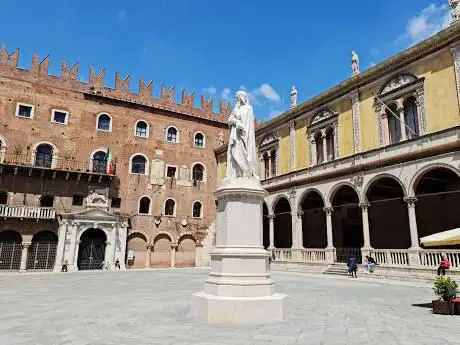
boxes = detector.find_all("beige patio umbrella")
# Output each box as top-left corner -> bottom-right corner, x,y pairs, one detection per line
420,228 -> 460,247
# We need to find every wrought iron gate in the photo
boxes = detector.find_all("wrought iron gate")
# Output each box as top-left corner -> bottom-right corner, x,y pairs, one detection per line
336,247 -> 362,264
0,242 -> 22,270
77,241 -> 106,270
26,242 -> 58,270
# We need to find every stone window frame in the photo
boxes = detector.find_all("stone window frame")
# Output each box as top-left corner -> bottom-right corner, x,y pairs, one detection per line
30,141 -> 59,169
258,134 -> 279,180
128,153 -> 149,176
165,164 -> 178,179
193,131 -> 206,148
192,200 -> 204,219
134,119 -> 150,139
374,74 -> 426,147
0,135 -> 7,163
191,162 -> 207,183
15,102 -> 35,120
165,126 -> 180,143
138,195 -> 152,215
51,109 -> 69,125
96,112 -> 113,132
307,108 -> 339,166
163,198 -> 177,217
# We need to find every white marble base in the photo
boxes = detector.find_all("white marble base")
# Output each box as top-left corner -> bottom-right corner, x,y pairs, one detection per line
192,178 -> 286,324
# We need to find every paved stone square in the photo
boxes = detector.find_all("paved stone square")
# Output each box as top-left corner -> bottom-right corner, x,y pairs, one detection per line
0,269 -> 459,345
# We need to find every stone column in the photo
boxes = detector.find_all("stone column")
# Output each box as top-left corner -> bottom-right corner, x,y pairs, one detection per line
268,214 -> 275,249
53,220 -> 68,272
309,134 -> 317,166
360,202 -> 372,258
404,196 -> 421,267
350,90 -> 361,153
321,129 -> 327,163
451,44 -> 460,110
145,244 -> 152,268
289,121 -> 296,172
260,155 -> 265,180
118,222 -> 128,270
267,152 -> 272,178
381,113 -> 390,146
171,243 -> 177,268
291,211 -> 298,249
324,207 -> 335,264
415,88 -> 427,135
296,211 -> 304,249
396,101 -> 407,141
19,242 -> 31,271
67,223 -> 78,272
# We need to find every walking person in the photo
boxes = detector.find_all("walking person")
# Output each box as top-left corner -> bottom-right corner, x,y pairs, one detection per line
437,255 -> 451,276
347,255 -> 358,278
115,258 -> 121,270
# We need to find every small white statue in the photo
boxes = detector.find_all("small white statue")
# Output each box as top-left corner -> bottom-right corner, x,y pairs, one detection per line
226,91 -> 259,179
450,0 -> 460,23
351,51 -> 360,76
290,86 -> 298,108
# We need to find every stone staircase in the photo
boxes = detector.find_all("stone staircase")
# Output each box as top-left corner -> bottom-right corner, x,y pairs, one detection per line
323,263 -> 350,276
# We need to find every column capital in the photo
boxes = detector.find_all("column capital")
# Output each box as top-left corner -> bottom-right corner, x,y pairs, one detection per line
22,242 -> 31,249
323,207 -> 333,215
404,196 -> 417,207
348,89 -> 360,101
171,243 -> 178,249
297,210 -> 304,218
320,128 -> 327,137
146,244 -> 153,249
308,133 -> 316,144
359,202 -> 370,210
267,214 -> 275,220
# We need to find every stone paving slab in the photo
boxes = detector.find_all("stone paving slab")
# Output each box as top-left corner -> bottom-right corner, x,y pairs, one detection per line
0,269 -> 458,345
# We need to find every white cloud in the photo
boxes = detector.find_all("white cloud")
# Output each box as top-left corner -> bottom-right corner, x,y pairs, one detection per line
269,107 -> 283,119
242,83 -> 281,106
221,88 -> 231,101
398,4 -> 451,45
117,10 -> 127,22
203,86 -> 216,95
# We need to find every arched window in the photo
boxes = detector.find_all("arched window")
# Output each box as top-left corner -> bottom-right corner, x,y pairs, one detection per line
326,128 -> 335,161
314,132 -> 323,164
387,104 -> 401,144
263,153 -> 270,179
192,201 -> 203,218
35,144 -> 53,168
130,155 -> 147,175
404,97 -> 419,139
166,127 -> 178,143
135,120 -> 148,138
194,132 -> 205,148
0,191 -> 8,204
192,163 -> 205,182
97,113 -> 112,132
164,199 -> 176,216
92,151 -> 107,173
138,197 -> 151,215
270,150 -> 277,176
40,195 -> 54,207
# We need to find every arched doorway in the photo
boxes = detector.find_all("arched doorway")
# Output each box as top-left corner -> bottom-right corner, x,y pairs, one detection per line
77,228 -> 107,270
126,233 -> 147,269
176,235 -> 196,267
151,234 -> 172,267
26,231 -> 58,270
0,230 -> 22,270
366,177 -> 410,249
273,197 -> 292,248
300,191 -> 327,248
331,185 -> 363,262
414,167 -> 460,243
262,203 -> 269,249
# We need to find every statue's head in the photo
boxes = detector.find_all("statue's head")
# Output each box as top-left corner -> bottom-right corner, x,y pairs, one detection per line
236,90 -> 249,106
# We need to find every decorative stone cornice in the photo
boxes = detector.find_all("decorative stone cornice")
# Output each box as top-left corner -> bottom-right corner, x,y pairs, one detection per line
323,207 -> 333,215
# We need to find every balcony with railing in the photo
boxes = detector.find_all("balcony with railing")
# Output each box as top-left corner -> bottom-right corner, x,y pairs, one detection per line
0,204 -> 56,220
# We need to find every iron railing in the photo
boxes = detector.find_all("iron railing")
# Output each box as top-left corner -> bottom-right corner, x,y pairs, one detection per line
0,205 -> 56,219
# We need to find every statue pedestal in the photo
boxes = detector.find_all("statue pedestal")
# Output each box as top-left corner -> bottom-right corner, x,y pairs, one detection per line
192,178 -> 286,324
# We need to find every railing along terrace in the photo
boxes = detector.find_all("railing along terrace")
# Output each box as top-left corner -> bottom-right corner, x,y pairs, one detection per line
0,151 -> 115,175
369,249 -> 409,267
419,250 -> 460,269
271,248 -> 327,263
0,205 -> 56,219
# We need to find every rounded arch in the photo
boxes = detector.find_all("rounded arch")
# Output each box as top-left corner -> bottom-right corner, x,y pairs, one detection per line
77,228 -> 108,270
96,112 -> 113,132
138,195 -> 152,215
134,119 -> 149,138
191,162 -> 206,182
298,188 -> 326,210
178,233 -> 196,243
129,152 -> 149,175
363,174 -> 408,201
299,189 -> 327,248
0,230 -> 22,270
0,135 -> 8,148
328,182 -> 361,206
192,200 -> 203,218
39,194 -> 54,207
77,225 -> 110,242
270,193 -> 292,212
126,232 -> 148,269
0,230 -> 22,243
165,125 -> 179,143
409,163 -> 460,197
151,232 -> 172,267
153,231 -> 173,243
27,230 -> 58,271
193,131 -> 206,148
31,230 -> 58,243
163,198 -> 176,217
379,73 -> 419,95
31,141 -> 59,168
127,231 -> 149,243
273,196 -> 292,248
262,201 -> 270,249
176,234 -> 196,267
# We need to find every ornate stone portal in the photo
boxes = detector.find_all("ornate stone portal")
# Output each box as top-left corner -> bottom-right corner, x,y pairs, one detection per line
192,91 -> 286,325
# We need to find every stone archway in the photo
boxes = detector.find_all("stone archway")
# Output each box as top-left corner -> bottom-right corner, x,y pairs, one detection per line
262,202 -> 269,249
77,228 -> 107,270
126,232 -> 147,269
414,167 -> 460,245
300,190 -> 327,248
331,185 -> 363,262
0,230 -> 22,270
366,176 -> 410,249
176,235 -> 196,267
151,234 -> 172,267
273,197 -> 292,248
26,230 -> 58,270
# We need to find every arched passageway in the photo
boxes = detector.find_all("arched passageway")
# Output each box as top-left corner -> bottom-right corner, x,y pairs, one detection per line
0,230 -> 22,270
415,167 -> 460,245
26,230 -> 58,270
331,185 -> 363,262
176,235 -> 196,267
77,228 -> 107,270
126,233 -> 147,269
151,234 -> 171,267
273,197 -> 292,248
300,191 -> 327,248
366,177 -> 410,249
262,203 -> 269,249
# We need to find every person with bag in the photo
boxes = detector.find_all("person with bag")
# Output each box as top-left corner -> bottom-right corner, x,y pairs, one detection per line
437,255 -> 451,276
347,255 -> 358,278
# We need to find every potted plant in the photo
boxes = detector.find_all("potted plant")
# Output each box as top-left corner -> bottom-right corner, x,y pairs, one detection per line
432,277 -> 459,315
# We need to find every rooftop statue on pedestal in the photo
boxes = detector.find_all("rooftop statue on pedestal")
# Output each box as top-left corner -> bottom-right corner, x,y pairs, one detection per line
226,90 -> 259,180
352,50 -> 360,76
290,85 -> 298,108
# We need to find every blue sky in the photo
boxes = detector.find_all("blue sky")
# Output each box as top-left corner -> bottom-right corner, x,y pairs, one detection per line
0,0 -> 453,120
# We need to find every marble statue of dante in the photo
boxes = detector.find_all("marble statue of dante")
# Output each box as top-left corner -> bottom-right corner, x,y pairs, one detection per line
226,91 -> 259,179
450,0 -> 460,22
351,50 -> 360,75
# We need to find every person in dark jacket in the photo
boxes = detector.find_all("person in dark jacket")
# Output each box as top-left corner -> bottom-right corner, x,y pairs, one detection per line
347,255 -> 358,278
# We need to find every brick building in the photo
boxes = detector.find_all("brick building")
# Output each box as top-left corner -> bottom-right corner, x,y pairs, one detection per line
0,46 -> 229,272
